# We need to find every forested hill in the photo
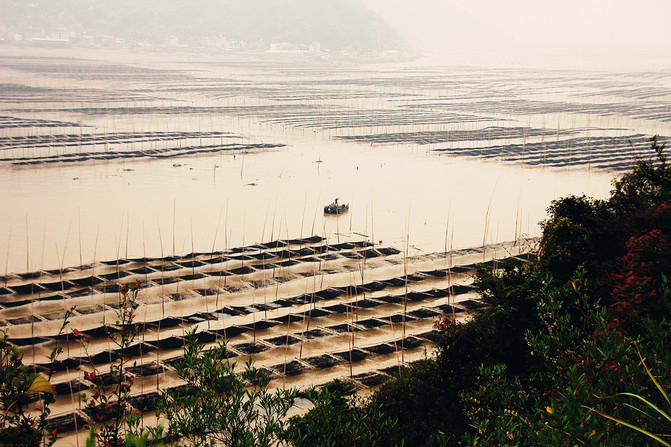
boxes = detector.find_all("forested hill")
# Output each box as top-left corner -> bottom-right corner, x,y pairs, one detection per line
1,0 -> 407,52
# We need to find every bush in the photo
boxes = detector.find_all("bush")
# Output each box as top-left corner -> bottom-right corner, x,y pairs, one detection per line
157,329 -> 297,447
284,379 -> 400,447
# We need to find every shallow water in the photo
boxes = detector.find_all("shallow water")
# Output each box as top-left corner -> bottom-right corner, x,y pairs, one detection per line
1,47 -> 669,275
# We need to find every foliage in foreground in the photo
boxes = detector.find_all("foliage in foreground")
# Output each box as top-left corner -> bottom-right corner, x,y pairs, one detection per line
283,379 -> 400,447
0,309 -> 74,446
156,329 -> 297,447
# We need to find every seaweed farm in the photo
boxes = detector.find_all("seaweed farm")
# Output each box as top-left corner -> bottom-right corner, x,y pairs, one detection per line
1,47 -> 670,440
1,234 -> 529,438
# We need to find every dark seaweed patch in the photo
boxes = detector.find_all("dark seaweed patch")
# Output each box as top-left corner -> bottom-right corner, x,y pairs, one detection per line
209,325 -> 250,338
100,259 -> 131,266
77,305 -> 105,315
129,391 -> 160,413
315,288 -> 345,300
286,295 -> 312,305
421,269 -> 449,278
377,247 -> 401,256
405,292 -> 431,302
0,298 -> 32,308
149,336 -> 185,350
179,273 -> 208,281
360,249 -> 382,258
46,413 -> 87,434
355,318 -> 388,329
229,266 -> 256,275
123,342 -> 157,357
399,336 -> 424,349
256,263 -> 279,270
437,304 -> 466,314
451,284 -> 474,295
353,372 -> 390,387
449,266 -> 475,274
304,354 -> 338,369
458,299 -> 485,309
89,350 -> 121,365
9,335 -> 50,346
7,315 -> 42,325
301,308 -> 332,319
374,295 -> 404,305
53,379 -> 89,395
96,283 -> 121,293
272,313 -> 299,324
274,360 -> 306,376
340,251 -> 362,259
265,334 -> 302,346
98,271 -> 132,281
362,281 -> 387,292
70,276 -> 103,287
129,361 -> 163,377
333,348 -> 369,362
143,317 -> 184,329
382,277 -> 407,288
365,343 -> 396,355
276,259 -> 300,267
323,303 -> 352,314
408,308 -> 441,319
385,314 -> 417,324
234,342 -> 270,354
177,260 -> 206,268
41,280 -> 75,291
130,266 -> 156,275
302,328 -> 331,339
155,263 -> 181,272
67,288 -> 93,298
416,330 -> 442,342
8,283 -> 46,295
353,299 -> 383,309
327,323 -> 361,333
201,256 -> 227,264
245,320 -> 280,331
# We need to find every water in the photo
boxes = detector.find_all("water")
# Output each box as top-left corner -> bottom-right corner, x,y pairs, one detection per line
2,47 -> 669,275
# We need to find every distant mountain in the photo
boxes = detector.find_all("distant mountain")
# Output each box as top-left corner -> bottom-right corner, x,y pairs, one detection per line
0,0 -> 408,52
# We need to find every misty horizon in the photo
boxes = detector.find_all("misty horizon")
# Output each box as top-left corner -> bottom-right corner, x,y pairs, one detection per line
1,0 -> 669,69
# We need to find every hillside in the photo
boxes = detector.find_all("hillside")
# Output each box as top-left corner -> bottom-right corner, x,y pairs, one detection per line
0,0 -> 408,52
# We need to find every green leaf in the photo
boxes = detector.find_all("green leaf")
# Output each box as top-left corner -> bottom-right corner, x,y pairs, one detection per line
619,392 -> 671,425
639,351 -> 671,408
85,428 -> 96,447
585,406 -> 671,447
28,374 -> 53,393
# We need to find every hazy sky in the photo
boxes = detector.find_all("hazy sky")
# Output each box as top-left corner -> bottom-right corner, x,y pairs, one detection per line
361,0 -> 671,55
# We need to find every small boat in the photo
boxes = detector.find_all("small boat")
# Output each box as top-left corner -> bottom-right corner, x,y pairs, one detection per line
324,198 -> 349,215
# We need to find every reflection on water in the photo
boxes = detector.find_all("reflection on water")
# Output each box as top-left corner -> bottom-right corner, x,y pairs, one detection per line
2,48 -> 668,274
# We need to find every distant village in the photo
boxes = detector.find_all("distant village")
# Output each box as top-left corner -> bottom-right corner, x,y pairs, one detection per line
0,23 -> 403,60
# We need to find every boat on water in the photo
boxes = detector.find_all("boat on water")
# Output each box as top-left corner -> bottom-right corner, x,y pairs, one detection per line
324,198 -> 349,215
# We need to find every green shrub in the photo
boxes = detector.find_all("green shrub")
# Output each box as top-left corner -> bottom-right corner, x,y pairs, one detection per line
157,329 -> 297,446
